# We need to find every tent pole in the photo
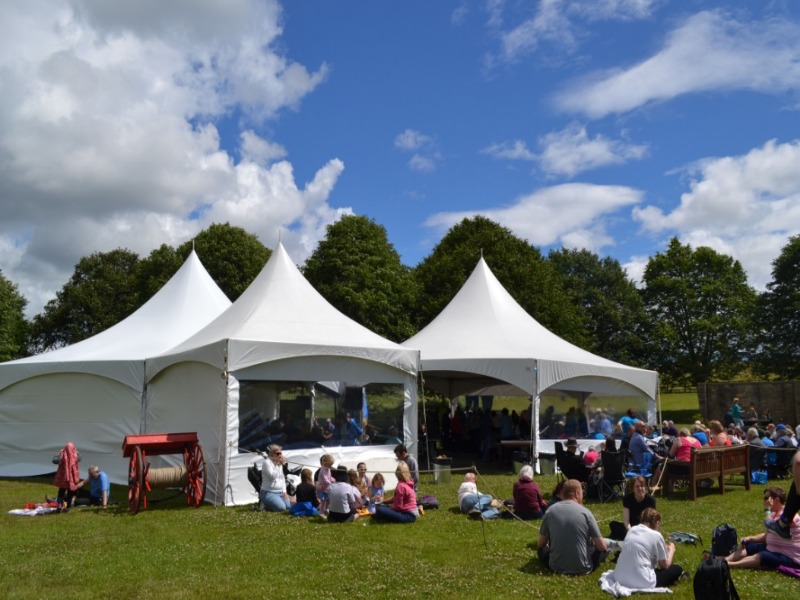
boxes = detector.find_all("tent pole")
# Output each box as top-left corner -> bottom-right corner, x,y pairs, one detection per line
419,371 -> 430,472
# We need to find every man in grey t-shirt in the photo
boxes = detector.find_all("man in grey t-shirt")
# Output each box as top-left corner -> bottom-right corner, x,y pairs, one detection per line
537,479 -> 608,574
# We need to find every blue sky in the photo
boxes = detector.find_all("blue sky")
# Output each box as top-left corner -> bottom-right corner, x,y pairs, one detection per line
1,1 -> 800,317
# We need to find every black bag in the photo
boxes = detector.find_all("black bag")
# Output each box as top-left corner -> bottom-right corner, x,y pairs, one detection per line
693,556 -> 739,600
711,523 -> 738,557
247,461 -> 262,493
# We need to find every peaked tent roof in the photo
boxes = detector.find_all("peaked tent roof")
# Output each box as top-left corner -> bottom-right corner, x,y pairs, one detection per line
0,250 -> 231,391
147,243 -> 418,377
403,257 -> 657,400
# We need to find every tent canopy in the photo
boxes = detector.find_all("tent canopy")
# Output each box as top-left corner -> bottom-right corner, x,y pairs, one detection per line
403,257 -> 658,453
0,251 -> 231,479
144,243 -> 420,506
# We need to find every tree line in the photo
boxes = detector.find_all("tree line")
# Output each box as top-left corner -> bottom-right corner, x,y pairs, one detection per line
1,217 -> 798,387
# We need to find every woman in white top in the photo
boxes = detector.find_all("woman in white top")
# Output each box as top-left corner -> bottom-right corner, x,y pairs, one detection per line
259,445 -> 291,512
612,508 -> 685,588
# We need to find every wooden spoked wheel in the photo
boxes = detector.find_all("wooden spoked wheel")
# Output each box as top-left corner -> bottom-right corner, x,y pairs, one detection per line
184,444 -> 206,507
128,446 -> 144,514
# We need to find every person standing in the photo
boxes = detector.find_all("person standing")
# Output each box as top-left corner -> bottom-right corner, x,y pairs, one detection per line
394,444 -> 419,489
730,398 -> 744,429
537,479 -> 609,575
52,442 -> 81,512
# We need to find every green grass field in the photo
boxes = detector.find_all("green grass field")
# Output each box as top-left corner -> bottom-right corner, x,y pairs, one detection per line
1,392 -> 794,599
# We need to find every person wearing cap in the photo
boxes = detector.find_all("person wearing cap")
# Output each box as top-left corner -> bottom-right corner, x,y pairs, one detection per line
774,424 -> 798,449
562,438 -> 592,482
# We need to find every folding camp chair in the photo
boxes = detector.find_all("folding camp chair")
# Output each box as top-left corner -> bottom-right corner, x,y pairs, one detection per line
598,449 -> 627,502
625,451 -> 653,480
555,441 -> 590,484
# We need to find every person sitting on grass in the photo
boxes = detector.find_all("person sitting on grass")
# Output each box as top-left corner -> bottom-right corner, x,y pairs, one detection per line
74,465 -> 112,508
504,464 -> 546,520
457,471 -> 501,520
610,508 -> 685,589
373,462 -> 417,524
327,467 -> 364,523
726,485 -> 800,571
764,452 -> 800,541
289,468 -> 319,516
537,479 -> 609,575
609,476 -> 656,540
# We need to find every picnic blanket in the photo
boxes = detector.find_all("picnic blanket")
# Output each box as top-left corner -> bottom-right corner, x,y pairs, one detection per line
599,571 -> 672,597
8,502 -> 58,516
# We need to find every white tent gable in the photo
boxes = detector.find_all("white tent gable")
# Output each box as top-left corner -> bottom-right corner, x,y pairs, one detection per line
403,257 -> 657,399
149,243 -> 416,376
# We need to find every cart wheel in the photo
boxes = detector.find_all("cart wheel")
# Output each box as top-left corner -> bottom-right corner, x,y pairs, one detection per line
128,446 -> 143,514
185,444 -> 206,507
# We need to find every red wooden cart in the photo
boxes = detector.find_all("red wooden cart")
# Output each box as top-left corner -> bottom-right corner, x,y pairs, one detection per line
122,432 -> 206,514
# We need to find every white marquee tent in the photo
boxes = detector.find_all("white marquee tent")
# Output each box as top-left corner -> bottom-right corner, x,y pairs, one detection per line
402,257 -> 659,458
144,243 -> 420,506
0,251 -> 231,482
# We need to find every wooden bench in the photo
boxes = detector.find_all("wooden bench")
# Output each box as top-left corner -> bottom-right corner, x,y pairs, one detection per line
663,444 -> 750,500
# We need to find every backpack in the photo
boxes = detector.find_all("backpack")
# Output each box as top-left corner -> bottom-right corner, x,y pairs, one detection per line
693,556 -> 739,600
711,523 -> 738,557
418,494 -> 439,509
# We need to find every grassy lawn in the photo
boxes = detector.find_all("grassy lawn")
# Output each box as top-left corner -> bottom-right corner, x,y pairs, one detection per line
1,467 -> 793,599
5,391 -> 791,599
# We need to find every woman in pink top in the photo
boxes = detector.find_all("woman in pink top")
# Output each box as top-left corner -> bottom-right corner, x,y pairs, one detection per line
726,486 -> 800,570
656,429 -> 701,493
373,462 -> 417,523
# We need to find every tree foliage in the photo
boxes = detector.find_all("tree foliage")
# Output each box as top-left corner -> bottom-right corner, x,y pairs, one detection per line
303,215 -> 417,342
0,270 -> 28,361
412,217 -> 586,345
175,223 -> 269,302
548,247 -> 647,366
753,235 -> 800,379
640,237 -> 756,386
30,249 -> 141,351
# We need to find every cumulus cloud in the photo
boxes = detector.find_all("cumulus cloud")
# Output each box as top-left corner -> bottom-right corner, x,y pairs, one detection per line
555,10 -> 800,118
633,139 -> 800,288
424,182 -> 643,251
0,0 -> 342,316
394,129 -> 432,151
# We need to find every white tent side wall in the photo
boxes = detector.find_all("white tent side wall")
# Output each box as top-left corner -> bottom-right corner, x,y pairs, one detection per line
0,371 -> 141,481
143,358 -> 230,504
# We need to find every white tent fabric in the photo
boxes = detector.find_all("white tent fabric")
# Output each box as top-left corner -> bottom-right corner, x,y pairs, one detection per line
0,251 -> 231,481
402,257 -> 658,457
144,243 -> 420,506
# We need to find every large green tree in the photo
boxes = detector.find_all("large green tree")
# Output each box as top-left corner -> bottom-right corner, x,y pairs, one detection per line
412,216 -> 586,344
30,249 -> 141,351
175,223 -> 270,302
303,215 -> 417,342
549,247 -> 647,366
0,271 -> 28,361
640,237 -> 756,386
753,235 -> 800,379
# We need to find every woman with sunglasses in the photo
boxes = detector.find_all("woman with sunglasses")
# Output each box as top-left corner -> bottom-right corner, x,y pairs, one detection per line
259,445 -> 292,512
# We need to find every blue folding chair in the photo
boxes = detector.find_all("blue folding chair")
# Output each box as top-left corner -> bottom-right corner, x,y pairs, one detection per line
625,452 -> 653,479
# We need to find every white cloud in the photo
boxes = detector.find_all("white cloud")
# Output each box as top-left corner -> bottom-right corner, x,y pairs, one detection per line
482,124 -> 647,177
0,0 -> 341,316
485,0 -> 657,66
425,182 -> 643,251
395,128 -> 439,172
240,130 -> 287,164
622,255 -> 649,287
633,139 -> 800,288
481,140 -> 536,161
555,10 -> 800,118
394,129 -> 432,151
537,123 -> 648,177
